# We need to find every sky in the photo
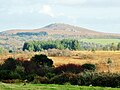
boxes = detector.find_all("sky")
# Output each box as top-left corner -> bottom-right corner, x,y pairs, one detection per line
0,0 -> 120,33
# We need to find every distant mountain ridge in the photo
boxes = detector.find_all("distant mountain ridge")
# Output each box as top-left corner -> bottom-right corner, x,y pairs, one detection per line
1,23 -> 120,37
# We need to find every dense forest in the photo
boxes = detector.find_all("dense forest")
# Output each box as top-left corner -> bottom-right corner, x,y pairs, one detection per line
22,39 -> 120,51
23,39 -> 80,51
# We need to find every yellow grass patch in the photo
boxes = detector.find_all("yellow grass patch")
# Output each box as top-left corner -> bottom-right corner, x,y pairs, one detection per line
0,51 -> 120,73
49,51 -> 120,73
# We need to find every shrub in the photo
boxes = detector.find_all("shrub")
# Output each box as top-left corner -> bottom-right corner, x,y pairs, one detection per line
82,63 -> 96,71
9,71 -> 21,79
1,58 -> 17,71
31,54 -> 53,67
50,71 -> 120,87
25,74 -> 37,82
92,73 -> 120,87
44,68 -> 55,79
0,70 -> 10,80
23,61 -> 44,76
23,61 -> 38,74
36,66 -> 54,78
77,71 -> 95,86
2,79 -> 22,83
23,58 -> 54,78
50,72 -> 78,85
33,76 -> 49,84
60,49 -> 72,57
47,49 -> 62,57
54,64 -> 83,74
47,49 -> 72,57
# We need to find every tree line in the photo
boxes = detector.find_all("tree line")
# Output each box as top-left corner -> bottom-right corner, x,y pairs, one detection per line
23,39 -> 80,51
22,39 -> 120,52
16,32 -> 48,36
1,39 -> 120,54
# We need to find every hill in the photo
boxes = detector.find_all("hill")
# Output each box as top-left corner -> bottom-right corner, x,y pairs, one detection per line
0,23 -> 120,50
1,23 -> 120,38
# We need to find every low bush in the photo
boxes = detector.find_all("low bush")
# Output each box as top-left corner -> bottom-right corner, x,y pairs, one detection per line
54,64 -> 83,74
76,53 -> 95,59
1,58 -> 17,71
2,79 -> 22,83
82,63 -> 96,71
0,70 -> 10,80
25,74 -> 37,82
50,72 -> 78,85
50,71 -> 120,87
9,71 -> 21,79
47,49 -> 72,57
33,76 -> 49,84
92,73 -> 120,87
77,71 -> 95,86
31,54 -> 53,67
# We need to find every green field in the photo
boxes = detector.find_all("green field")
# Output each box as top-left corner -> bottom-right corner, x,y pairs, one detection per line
0,82 -> 119,90
80,39 -> 120,45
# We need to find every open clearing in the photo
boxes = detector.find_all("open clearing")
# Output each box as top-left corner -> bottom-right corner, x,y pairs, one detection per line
0,82 -> 119,90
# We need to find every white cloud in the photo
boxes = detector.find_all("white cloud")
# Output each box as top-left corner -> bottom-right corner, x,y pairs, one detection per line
0,0 -> 120,33
60,0 -> 86,4
51,0 -> 120,7
39,5 -> 66,18
53,0 -> 87,5
40,5 -> 55,18
56,12 -> 65,17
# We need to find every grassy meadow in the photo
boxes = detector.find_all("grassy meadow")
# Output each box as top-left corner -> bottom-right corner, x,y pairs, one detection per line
80,39 -> 120,45
0,82 -> 119,90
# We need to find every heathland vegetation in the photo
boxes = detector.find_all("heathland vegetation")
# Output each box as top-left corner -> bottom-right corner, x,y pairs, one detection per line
0,37 -> 120,88
0,23 -> 120,89
0,53 -> 120,88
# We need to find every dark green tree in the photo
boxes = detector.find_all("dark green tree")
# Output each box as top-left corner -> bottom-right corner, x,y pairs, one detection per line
31,54 -> 53,67
117,42 -> 120,50
1,58 -> 17,71
110,43 -> 116,51
72,40 -> 80,50
23,42 -> 34,51
82,63 -> 96,71
23,39 -> 81,51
